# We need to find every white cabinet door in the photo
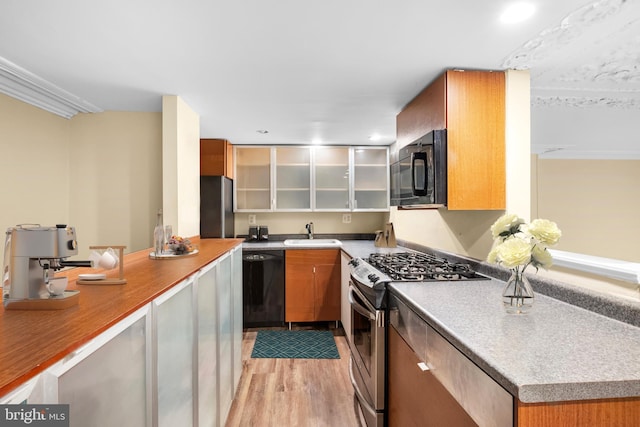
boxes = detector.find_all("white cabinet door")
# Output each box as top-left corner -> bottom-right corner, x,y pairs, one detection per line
155,278 -> 195,427
314,146 -> 350,211
196,260 -> 218,427
216,252 -> 233,426
235,147 -> 273,211
43,305 -> 150,427
352,147 -> 389,211
235,146 -> 389,212
340,251 -> 352,348
275,147 -> 311,210
231,245 -> 243,394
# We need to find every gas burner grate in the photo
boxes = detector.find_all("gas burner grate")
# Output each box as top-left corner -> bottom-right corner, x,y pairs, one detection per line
367,252 -> 487,282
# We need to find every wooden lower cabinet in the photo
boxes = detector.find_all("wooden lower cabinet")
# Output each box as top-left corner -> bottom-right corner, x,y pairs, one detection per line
516,397 -> 640,427
285,249 -> 341,322
389,323 -> 640,427
388,325 -> 477,427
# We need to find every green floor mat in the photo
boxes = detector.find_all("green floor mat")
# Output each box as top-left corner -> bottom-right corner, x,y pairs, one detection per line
251,330 -> 340,359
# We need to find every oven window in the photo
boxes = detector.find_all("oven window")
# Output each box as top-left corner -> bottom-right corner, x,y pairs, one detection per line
351,292 -> 374,376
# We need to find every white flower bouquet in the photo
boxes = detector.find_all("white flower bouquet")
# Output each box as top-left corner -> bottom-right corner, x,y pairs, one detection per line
487,213 -> 561,313
487,213 -> 561,272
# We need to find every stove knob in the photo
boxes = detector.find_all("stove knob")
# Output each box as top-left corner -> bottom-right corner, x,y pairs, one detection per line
349,259 -> 360,267
368,274 -> 379,283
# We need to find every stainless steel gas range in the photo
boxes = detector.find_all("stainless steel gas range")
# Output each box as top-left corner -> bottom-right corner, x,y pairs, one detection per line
347,251 -> 488,427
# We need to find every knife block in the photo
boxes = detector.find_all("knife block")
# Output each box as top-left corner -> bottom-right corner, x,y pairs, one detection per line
374,223 -> 397,248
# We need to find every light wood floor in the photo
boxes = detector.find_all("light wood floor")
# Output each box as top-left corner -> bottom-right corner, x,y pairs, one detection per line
225,325 -> 363,427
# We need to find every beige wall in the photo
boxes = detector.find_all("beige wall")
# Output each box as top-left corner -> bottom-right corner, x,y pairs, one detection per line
0,93 -> 71,235
234,211 -> 387,236
162,96 -> 200,238
0,93 -> 163,259
69,111 -> 162,257
534,158 -> 640,263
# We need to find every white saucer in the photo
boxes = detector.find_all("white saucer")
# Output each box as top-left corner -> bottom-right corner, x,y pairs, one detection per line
78,273 -> 107,281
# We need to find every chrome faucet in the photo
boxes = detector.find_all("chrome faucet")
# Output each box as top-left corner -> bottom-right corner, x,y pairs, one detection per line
306,222 -> 314,239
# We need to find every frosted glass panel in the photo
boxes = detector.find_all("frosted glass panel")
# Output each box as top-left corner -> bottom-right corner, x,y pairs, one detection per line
56,314 -> 148,427
316,190 -> 349,209
236,147 -> 270,166
354,148 -> 386,165
276,147 -> 310,164
276,147 -> 310,210
156,281 -> 194,427
231,247 -> 243,392
236,189 -> 270,210
277,165 -> 310,186
236,165 -> 269,189
354,166 -> 387,189
353,147 -> 388,210
355,190 -> 388,209
197,263 -> 218,427
316,166 -> 349,189
314,147 -> 348,165
277,190 -> 311,209
236,147 -> 272,210
217,254 -> 233,426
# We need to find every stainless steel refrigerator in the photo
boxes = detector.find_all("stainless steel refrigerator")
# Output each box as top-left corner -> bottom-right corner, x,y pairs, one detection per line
200,176 -> 234,238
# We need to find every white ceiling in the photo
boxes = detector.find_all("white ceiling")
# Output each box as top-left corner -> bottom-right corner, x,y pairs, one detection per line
1,0 -> 638,157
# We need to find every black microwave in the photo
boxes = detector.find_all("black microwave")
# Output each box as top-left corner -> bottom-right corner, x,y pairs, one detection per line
390,129 -> 447,208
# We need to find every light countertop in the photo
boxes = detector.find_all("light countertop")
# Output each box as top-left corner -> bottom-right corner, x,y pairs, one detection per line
390,279 -> 640,403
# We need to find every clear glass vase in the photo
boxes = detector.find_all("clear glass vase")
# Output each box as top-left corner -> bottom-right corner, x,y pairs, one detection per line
502,269 -> 534,314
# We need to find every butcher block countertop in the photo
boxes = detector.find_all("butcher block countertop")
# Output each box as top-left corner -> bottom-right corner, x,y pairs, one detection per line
0,237 -> 243,397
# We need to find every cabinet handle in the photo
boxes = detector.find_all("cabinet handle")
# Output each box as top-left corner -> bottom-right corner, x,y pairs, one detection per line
417,362 -> 430,372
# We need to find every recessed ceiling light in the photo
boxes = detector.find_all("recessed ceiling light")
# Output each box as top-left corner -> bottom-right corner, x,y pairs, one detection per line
368,133 -> 381,142
500,2 -> 535,24
256,129 -> 269,134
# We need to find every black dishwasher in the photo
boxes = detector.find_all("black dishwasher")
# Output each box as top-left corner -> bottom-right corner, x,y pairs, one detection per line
242,250 -> 285,328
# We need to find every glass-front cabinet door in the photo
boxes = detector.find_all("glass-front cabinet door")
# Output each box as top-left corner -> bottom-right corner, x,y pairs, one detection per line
353,147 -> 389,211
234,145 -> 388,212
275,147 -> 311,210
235,147 -> 272,211
313,146 -> 350,210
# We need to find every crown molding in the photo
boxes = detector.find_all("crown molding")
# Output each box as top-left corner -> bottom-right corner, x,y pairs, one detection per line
0,56 -> 102,119
532,95 -> 640,109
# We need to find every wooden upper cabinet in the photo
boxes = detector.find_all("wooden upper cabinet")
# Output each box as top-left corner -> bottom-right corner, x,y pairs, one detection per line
396,72 -> 446,147
396,69 -> 506,211
200,138 -> 234,179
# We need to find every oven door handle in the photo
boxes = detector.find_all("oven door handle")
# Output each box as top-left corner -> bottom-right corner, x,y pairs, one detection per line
348,286 -> 376,321
349,357 -> 379,420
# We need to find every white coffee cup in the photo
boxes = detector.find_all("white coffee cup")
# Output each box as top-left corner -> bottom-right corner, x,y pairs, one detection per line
89,250 -> 101,268
99,248 -> 118,270
89,248 -> 119,270
47,277 -> 68,296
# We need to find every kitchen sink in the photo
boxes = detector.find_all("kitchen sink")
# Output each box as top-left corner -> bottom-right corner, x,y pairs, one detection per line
283,239 -> 342,247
